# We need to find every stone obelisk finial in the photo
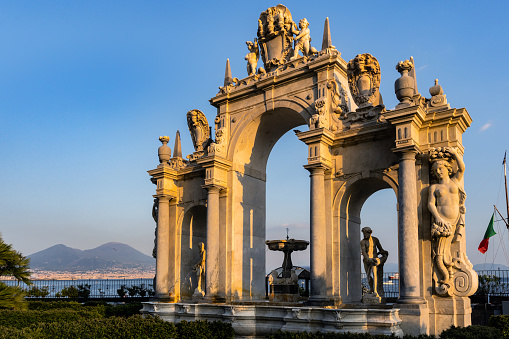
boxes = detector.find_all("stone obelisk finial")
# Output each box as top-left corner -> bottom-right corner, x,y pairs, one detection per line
322,17 -> 333,50
224,59 -> 233,87
173,130 -> 182,158
409,56 -> 418,95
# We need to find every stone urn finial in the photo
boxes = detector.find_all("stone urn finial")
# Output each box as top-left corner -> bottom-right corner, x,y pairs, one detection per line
158,136 -> 171,165
394,60 -> 414,107
429,79 -> 443,97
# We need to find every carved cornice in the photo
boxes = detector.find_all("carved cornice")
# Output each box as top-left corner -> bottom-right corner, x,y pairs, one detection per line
296,127 -> 335,146
210,53 -> 347,108
196,155 -> 232,171
422,107 -> 472,133
384,105 -> 427,128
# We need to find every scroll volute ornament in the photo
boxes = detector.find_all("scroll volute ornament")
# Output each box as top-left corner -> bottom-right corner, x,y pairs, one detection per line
186,109 -> 211,152
347,53 -> 383,108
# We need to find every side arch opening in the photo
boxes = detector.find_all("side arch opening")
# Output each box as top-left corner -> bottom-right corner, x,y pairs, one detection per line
180,205 -> 207,299
335,176 -> 398,303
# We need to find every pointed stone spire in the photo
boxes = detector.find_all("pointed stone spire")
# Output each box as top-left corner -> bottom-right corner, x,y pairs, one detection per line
322,17 -> 333,50
173,130 -> 182,158
224,59 -> 233,87
409,56 -> 419,95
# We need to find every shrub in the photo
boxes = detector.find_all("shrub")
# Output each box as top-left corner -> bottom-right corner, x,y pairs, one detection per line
28,300 -> 84,311
104,302 -> 142,318
0,308 -> 104,329
488,315 -> 509,337
0,315 -> 178,339
58,285 -> 79,298
24,286 -> 50,298
117,285 -> 127,297
77,284 -> 91,299
440,325 -> 502,339
176,320 -> 234,339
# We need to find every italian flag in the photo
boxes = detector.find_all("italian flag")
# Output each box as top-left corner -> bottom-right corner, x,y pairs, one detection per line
478,213 -> 497,254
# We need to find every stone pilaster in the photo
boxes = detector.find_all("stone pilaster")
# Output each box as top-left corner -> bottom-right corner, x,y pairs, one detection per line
396,148 -> 423,304
202,184 -> 222,301
155,195 -> 171,300
307,166 -> 328,302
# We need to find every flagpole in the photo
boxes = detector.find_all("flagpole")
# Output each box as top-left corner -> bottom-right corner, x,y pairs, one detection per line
494,205 -> 509,227
504,151 -> 509,224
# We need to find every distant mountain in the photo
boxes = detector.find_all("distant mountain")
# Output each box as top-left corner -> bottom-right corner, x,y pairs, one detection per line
28,242 -> 155,271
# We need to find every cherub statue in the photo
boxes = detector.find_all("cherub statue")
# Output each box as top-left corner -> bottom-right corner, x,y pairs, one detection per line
193,242 -> 206,297
290,18 -> 318,60
360,227 -> 388,297
428,147 -> 466,293
245,39 -> 259,76
186,109 -> 211,152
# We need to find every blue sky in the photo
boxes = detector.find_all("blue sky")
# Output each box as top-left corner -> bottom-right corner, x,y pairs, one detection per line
1,1 -> 508,270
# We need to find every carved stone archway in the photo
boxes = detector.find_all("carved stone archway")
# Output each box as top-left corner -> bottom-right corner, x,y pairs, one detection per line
146,5 -> 476,337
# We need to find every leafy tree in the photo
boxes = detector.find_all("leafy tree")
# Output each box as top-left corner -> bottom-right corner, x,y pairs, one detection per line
0,234 -> 31,309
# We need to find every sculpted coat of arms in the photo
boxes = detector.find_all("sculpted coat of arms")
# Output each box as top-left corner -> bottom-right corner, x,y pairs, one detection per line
347,53 -> 383,109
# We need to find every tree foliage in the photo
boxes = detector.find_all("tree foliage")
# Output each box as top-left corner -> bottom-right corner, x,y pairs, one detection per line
0,235 -> 31,309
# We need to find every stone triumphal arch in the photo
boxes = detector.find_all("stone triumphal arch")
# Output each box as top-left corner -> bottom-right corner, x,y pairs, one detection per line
144,5 -> 477,337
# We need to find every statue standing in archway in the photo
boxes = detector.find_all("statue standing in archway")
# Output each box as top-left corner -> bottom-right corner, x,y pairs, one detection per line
193,242 -> 206,299
428,147 -> 466,295
361,227 -> 388,303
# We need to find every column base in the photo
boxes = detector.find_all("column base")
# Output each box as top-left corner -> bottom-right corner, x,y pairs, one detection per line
397,296 -> 426,304
203,295 -> 226,303
305,296 -> 339,307
152,295 -> 177,303
394,303 -> 429,336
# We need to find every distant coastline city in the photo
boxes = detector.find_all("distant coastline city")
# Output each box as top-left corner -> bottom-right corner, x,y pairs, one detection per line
28,267 -> 155,280
21,242 -> 156,280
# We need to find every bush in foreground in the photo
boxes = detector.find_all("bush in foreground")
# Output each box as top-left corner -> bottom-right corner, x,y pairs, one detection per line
489,314 -> 509,337
0,315 -> 177,339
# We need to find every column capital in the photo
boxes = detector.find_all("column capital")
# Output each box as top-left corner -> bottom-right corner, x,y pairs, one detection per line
304,163 -> 330,174
152,194 -> 174,202
201,184 -> 222,193
393,145 -> 421,159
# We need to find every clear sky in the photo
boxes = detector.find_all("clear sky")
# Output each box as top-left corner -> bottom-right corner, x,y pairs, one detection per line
1,1 -> 508,271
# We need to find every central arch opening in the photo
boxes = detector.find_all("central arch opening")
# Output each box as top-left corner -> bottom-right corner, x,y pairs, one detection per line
230,106 -> 309,299
266,130 -> 310,273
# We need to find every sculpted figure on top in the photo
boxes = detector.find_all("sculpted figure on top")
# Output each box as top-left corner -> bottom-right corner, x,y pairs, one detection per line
186,109 -> 211,154
290,18 -> 318,60
245,39 -> 259,76
428,147 -> 477,297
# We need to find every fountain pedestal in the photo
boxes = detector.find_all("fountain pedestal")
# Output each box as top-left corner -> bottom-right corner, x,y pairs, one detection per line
266,239 -> 309,302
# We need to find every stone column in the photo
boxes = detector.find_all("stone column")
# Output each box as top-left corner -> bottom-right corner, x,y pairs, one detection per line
204,185 -> 221,300
155,195 -> 171,300
308,166 -> 328,302
397,150 -> 422,303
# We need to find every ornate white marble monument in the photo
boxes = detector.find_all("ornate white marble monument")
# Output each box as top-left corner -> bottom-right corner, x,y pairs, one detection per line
142,4 -> 477,337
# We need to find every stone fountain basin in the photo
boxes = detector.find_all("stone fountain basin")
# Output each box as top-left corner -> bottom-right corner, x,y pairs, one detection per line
265,239 -> 309,251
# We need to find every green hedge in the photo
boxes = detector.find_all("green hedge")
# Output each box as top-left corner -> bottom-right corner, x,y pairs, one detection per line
267,332 -> 416,338
0,308 -> 104,329
439,325 -> 502,339
268,325 -> 503,339
0,317 -> 234,339
489,315 -> 509,337
0,315 -> 177,339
